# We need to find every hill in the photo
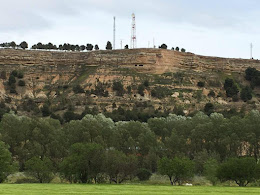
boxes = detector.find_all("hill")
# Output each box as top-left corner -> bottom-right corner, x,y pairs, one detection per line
0,48 -> 259,121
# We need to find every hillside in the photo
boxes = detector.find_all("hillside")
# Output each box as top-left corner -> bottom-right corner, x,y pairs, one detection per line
0,48 -> 259,121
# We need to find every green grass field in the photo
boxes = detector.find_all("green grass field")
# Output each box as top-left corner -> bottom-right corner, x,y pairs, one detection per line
0,184 -> 260,195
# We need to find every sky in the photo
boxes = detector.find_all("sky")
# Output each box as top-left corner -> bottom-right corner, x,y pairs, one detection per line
0,0 -> 259,59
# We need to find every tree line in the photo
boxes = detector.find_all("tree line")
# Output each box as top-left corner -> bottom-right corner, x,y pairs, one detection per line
0,111 -> 260,186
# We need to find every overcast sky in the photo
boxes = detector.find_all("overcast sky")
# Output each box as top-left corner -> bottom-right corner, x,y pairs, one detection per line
1,0 -> 259,59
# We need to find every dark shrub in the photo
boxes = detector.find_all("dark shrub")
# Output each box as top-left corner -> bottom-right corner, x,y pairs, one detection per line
197,81 -> 205,88
18,80 -> 25,86
137,168 -> 152,181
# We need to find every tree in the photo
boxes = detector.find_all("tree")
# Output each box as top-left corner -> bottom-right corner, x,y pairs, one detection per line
125,45 -> 129,49
240,86 -> 252,102
25,157 -> 54,183
197,81 -> 205,87
224,78 -> 239,98
86,44 -> 94,51
175,47 -> 180,51
160,44 -> 167,49
204,158 -> 219,186
158,157 -> 194,185
217,157 -> 260,187
106,41 -> 112,50
138,84 -> 145,96
20,41 -> 28,49
113,81 -> 124,96
0,141 -> 14,183
104,150 -> 138,184
10,41 -> 16,49
204,103 -> 214,115
8,75 -> 16,85
136,168 -> 152,181
80,45 -> 86,51
181,48 -> 186,52
18,80 -> 25,86
41,104 -> 51,117
73,84 -> 85,94
60,143 -> 105,183
94,44 -> 99,50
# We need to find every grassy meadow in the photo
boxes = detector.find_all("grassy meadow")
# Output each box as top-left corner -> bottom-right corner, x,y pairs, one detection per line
1,184 -> 260,195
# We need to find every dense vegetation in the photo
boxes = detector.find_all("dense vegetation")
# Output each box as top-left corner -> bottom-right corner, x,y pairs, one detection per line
0,111 -> 260,186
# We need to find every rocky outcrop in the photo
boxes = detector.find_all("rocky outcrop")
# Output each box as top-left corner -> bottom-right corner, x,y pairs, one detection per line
0,48 -> 260,75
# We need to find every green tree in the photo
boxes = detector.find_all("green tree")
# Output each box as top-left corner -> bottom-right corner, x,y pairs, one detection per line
18,80 -> 25,86
113,81 -> 124,96
224,78 -> 239,98
106,41 -> 112,50
217,157 -> 260,187
138,84 -> 145,96
10,41 -> 16,48
160,44 -> 167,49
19,41 -> 28,49
158,157 -> 194,185
80,45 -> 86,51
25,157 -> 54,183
41,104 -> 51,117
104,150 -> 138,184
204,158 -> 219,186
8,75 -> 16,85
60,143 -> 105,183
94,44 -> 99,50
240,86 -> 252,102
86,44 -> 94,51
0,141 -> 14,183
204,103 -> 214,115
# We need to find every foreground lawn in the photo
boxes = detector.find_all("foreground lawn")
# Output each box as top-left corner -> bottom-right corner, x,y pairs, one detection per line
0,184 -> 260,195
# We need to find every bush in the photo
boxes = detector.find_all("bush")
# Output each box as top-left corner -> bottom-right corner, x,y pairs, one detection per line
11,70 -> 18,77
8,75 -> 16,85
15,177 -> 39,184
73,84 -> 85,94
224,78 -> 239,98
17,72 -> 24,79
113,81 -> 124,96
18,80 -> 25,86
204,103 -> 214,115
138,84 -> 145,96
41,104 -> 51,117
137,168 -> 152,181
208,90 -> 215,97
240,86 -> 252,102
197,81 -> 205,88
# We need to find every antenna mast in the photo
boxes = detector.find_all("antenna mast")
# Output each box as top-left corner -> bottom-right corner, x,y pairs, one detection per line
113,16 -> 116,50
250,43 -> 253,59
131,13 -> 137,49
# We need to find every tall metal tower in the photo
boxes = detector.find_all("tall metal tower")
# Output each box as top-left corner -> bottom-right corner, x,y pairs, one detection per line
131,13 -> 137,49
113,16 -> 116,50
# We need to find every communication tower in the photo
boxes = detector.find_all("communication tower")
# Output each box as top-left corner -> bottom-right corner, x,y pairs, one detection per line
131,13 -> 137,49
250,43 -> 253,59
113,17 -> 116,50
